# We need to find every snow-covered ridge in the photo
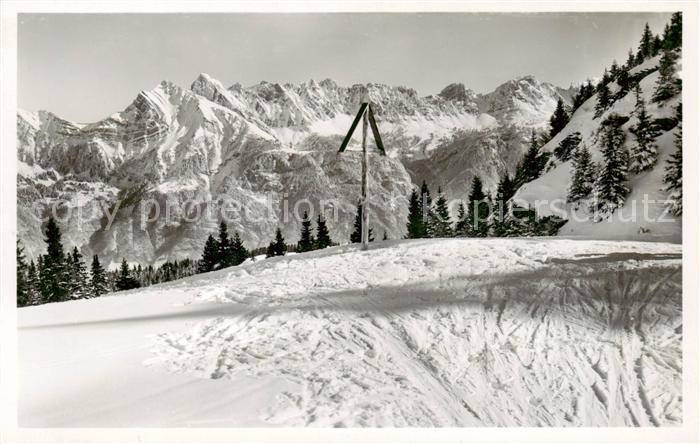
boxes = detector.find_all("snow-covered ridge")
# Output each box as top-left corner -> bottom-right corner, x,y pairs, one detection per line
513,55 -> 681,242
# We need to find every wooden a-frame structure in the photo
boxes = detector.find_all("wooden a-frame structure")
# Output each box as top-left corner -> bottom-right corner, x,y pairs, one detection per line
338,101 -> 386,250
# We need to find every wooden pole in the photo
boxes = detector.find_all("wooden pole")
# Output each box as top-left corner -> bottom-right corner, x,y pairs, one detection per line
361,103 -> 369,250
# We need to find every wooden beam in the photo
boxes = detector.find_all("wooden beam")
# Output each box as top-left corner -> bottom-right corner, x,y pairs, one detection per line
367,105 -> 386,156
338,102 -> 368,152
361,106 -> 369,250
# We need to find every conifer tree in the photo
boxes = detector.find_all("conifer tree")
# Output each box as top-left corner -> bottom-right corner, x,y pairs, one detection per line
664,12 -> 682,50
549,98 -> 569,138
26,259 -> 41,305
652,48 -> 680,103
17,241 -> 29,307
198,234 -> 219,273
594,81 -> 611,118
68,247 -> 89,299
553,132 -> 582,162
454,201 -> 469,236
572,84 -> 587,111
418,181 -> 431,237
115,258 -> 140,291
638,22 -> 654,59
515,130 -> 547,186
90,255 -> 108,297
630,85 -> 660,173
266,228 -> 287,257
567,143 -> 596,202
350,201 -> 374,243
217,220 -> 232,268
230,231 -> 249,265
297,211 -> 315,253
466,176 -> 489,236
664,103 -> 682,215
625,48 -> 637,69
609,60 -> 620,79
427,187 -> 452,238
406,188 -> 424,239
40,217 -> 69,303
651,35 -> 663,57
590,116 -> 629,217
315,214 -> 332,249
490,173 -> 515,236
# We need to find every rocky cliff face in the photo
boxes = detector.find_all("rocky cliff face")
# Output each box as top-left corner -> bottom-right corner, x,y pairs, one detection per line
17,74 -> 574,266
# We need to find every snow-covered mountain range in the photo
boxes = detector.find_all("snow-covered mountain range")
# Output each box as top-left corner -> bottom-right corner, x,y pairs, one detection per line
17,74 -> 575,265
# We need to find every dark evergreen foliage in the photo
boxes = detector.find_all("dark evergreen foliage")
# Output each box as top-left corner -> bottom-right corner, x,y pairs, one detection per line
466,177 -> 490,237
17,241 -> 29,307
198,234 -> 219,273
350,201 -> 374,243
266,228 -> 288,257
590,114 -> 629,217
553,132 -> 582,162
39,217 -> 69,303
567,143 -> 596,202
427,187 -> 452,238
406,188 -> 425,239
296,211 -> 315,253
115,258 -> 140,291
549,98 -> 569,138
630,85 -> 661,173
664,103 -> 682,215
90,255 -> 108,298
315,214 -> 332,249
652,48 -> 681,103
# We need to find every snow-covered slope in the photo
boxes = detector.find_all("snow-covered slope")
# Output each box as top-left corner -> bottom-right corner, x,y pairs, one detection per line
17,75 -> 574,264
19,239 -> 682,426
513,56 -> 682,242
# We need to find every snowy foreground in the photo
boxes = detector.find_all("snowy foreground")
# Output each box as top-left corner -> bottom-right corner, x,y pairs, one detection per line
19,239 -> 682,427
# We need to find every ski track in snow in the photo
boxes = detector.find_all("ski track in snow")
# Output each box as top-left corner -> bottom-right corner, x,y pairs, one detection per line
142,239 -> 682,427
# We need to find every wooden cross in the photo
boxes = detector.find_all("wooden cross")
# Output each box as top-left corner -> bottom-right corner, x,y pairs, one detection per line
338,100 -> 386,250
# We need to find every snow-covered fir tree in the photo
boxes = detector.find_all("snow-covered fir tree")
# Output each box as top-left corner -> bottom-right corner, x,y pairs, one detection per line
630,84 -> 660,173
664,103 -> 682,216
26,259 -> 41,305
553,132 -> 582,162
17,241 -> 29,307
594,81 -> 611,118
427,187 -> 452,238
68,247 -> 90,299
589,115 -> 629,218
567,143 -> 596,202
653,48 -> 681,103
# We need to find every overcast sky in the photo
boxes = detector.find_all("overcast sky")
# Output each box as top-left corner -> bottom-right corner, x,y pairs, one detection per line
19,12 -> 673,122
